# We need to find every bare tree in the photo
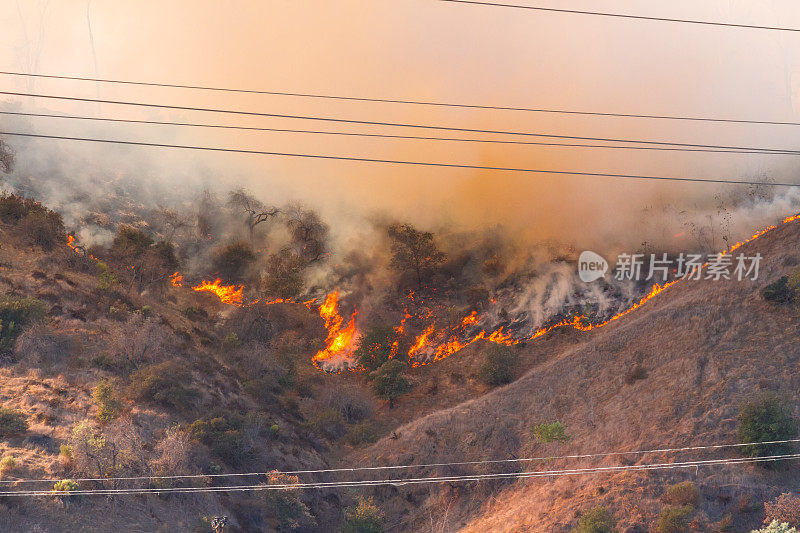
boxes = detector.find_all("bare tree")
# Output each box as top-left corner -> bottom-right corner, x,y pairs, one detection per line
285,205 -> 328,264
227,188 -> 279,243
155,206 -> 190,243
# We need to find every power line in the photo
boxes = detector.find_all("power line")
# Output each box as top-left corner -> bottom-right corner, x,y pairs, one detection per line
1,453 -> 797,497
1,90 -> 798,154
2,110 -> 798,155
438,0 -> 800,32
2,130 -> 798,187
2,70 -> 800,126
2,437 -> 797,485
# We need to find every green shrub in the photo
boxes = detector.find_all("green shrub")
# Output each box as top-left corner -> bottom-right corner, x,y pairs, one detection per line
304,408 -> 346,440
656,506 -> 692,533
96,262 -> 120,291
183,305 -> 207,321
92,380 -> 121,423
369,359 -> 411,408
343,496 -> 385,533
263,470 -> 315,531
533,421 -> 571,444
0,407 -> 28,437
663,481 -> 701,508
478,344 -> 517,386
0,194 -> 65,250
0,296 -> 45,351
574,505 -> 616,533
53,479 -> 79,492
345,421 -> 379,446
0,455 -> 15,476
763,277 -> 795,303
354,324 -> 397,371
755,521 -> 799,533
738,396 -> 798,461
129,361 -> 199,411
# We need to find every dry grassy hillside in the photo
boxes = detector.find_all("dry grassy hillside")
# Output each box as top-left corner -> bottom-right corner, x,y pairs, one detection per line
351,217 -> 800,532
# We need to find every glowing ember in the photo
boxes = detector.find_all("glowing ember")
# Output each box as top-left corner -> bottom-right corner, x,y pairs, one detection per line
191,279 -> 244,306
408,324 -> 435,356
170,272 -> 183,287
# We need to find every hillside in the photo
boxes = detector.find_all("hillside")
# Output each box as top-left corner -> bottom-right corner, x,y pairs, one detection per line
350,216 -> 800,532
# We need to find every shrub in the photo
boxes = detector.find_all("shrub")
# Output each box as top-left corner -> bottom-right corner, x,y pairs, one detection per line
53,479 -> 79,493
0,194 -> 65,250
92,380 -> 121,423
343,496 -> 385,533
129,361 -> 199,411
262,248 -> 306,299
96,262 -> 120,291
182,305 -> 207,321
0,455 -> 15,476
211,241 -> 256,283
656,506 -> 692,533
533,421 -> 571,444
345,421 -> 379,446
574,505 -> 616,533
318,384 -> 375,423
354,324 -> 397,371
663,481 -> 701,508
478,344 -> 517,386
0,407 -> 28,437
369,360 -> 411,409
263,470 -> 315,531
59,444 -> 73,469
13,326 -> 74,366
303,406 -> 346,440
738,396 -> 798,460
624,364 -> 648,384
763,277 -> 795,303
186,414 -> 264,466
755,521 -> 799,533
0,296 -> 46,351
764,494 -> 800,528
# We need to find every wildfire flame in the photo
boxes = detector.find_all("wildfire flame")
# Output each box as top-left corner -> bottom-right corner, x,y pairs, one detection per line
313,290 -> 358,368
191,278 -> 244,306
170,272 -> 183,287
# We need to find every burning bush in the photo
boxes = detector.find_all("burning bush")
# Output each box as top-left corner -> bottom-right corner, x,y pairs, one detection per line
354,324 -> 397,371
738,395 -> 798,462
211,240 -> 256,283
478,344 -> 518,386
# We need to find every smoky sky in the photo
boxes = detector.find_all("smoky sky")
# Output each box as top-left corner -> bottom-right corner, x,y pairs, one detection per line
3,0 -> 800,252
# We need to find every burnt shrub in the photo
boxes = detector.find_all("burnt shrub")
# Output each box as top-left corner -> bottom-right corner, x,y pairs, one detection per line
478,344 -> 518,386
738,396 -> 798,462
663,481 -> 701,508
128,361 -> 199,411
227,305 -> 274,346
0,407 -> 28,437
624,364 -> 648,384
211,241 -> 256,283
0,296 -> 46,352
763,277 -> 795,304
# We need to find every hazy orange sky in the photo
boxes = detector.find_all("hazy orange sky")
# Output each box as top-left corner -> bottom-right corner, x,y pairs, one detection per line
2,0 -> 800,249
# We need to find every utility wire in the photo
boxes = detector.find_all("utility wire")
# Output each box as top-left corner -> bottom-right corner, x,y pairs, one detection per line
1,130 -> 798,187
438,0 -> 800,32
2,110 -> 798,155
2,70 -> 800,126
1,453 -> 797,497
2,437 -> 797,485
1,91 -> 797,154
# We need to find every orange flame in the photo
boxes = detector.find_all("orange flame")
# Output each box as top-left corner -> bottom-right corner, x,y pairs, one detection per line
170,272 -> 183,287
191,279 -> 244,306
313,291 -> 359,367
408,324 -> 435,356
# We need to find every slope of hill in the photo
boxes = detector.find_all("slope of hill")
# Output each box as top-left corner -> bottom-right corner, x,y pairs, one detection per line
350,217 -> 800,532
